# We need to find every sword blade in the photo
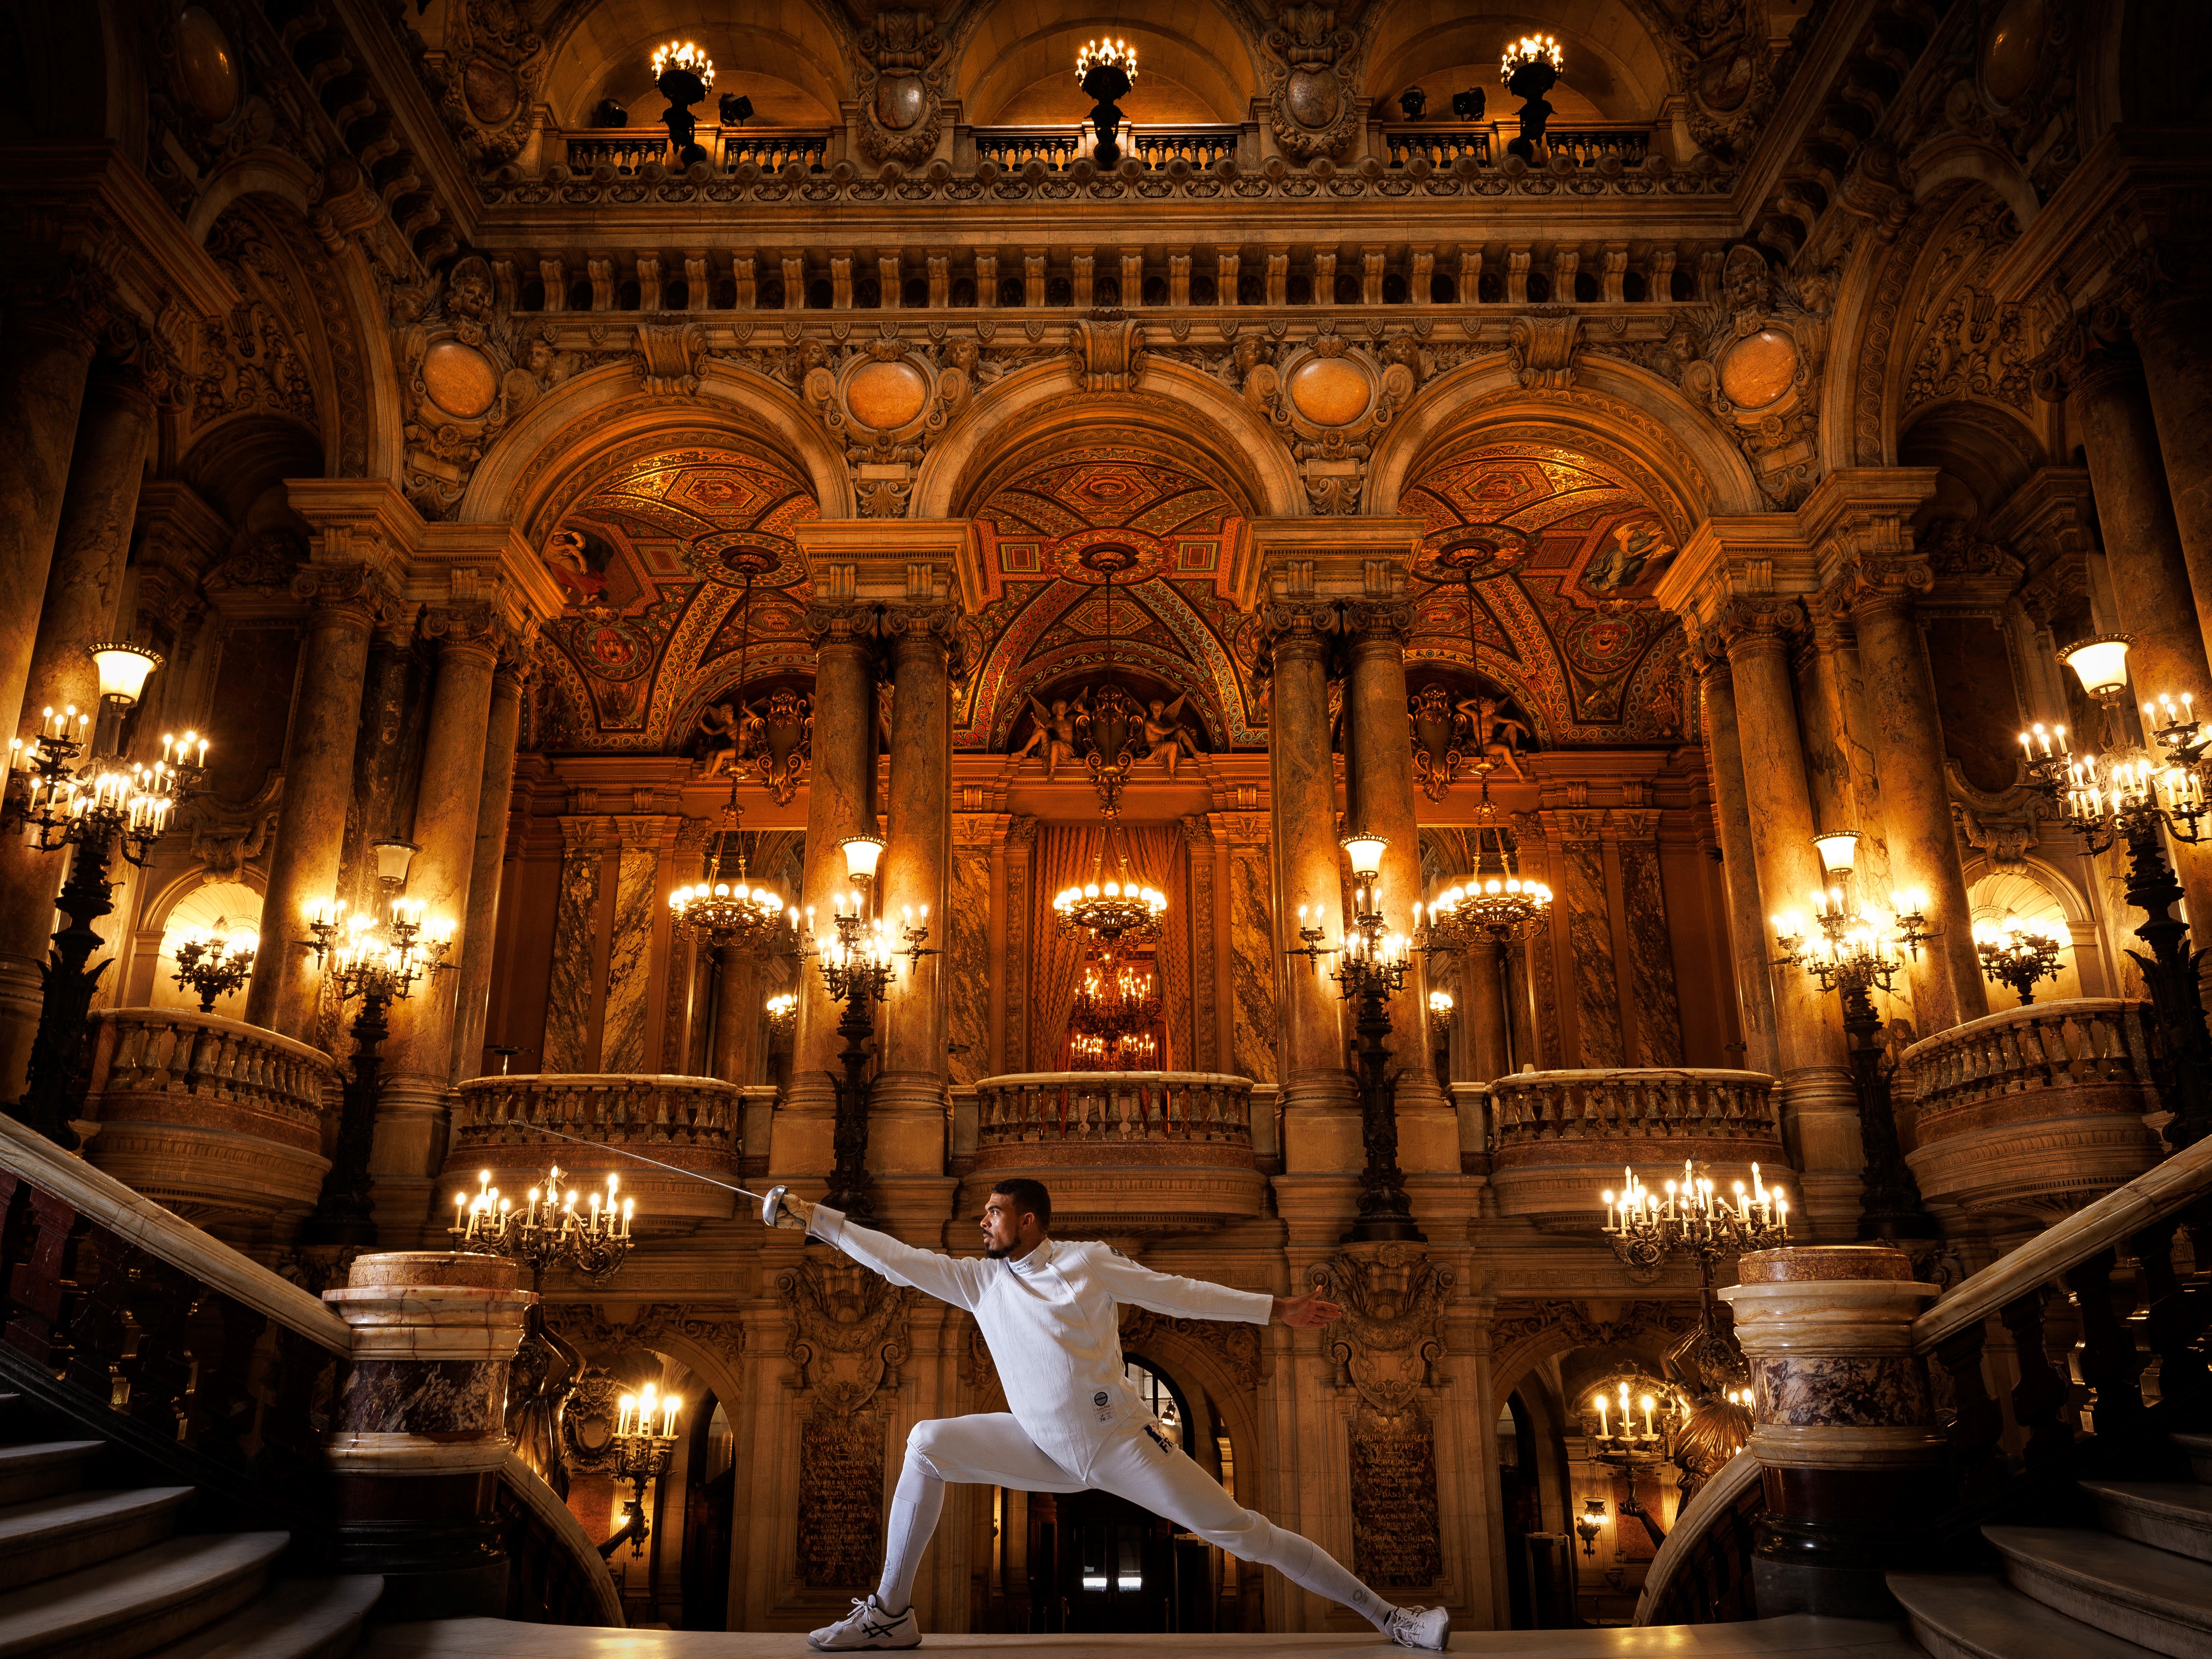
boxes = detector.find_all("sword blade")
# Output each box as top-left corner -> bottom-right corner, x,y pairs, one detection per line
514,1121 -> 771,1205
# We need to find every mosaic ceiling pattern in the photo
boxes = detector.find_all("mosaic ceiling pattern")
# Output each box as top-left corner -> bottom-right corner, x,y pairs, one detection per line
1403,441 -> 1690,744
957,436 -> 1263,750
533,437 -> 817,752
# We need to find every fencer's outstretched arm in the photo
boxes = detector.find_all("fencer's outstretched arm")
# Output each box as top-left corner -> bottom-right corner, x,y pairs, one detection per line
778,1197 -> 990,1311
1092,1248 -> 1275,1324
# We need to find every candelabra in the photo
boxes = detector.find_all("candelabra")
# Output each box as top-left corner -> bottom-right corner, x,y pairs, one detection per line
451,1161 -> 636,1496
1770,830 -> 1939,1243
1603,1157 -> 1787,1392
600,1381 -> 684,1559
1501,32 -> 1563,160
1288,831 -> 1424,1243
2020,634 -> 2212,1150
3,644 -> 198,1148
669,798 -> 795,957
651,38 -> 713,165
297,842 -> 453,1247
1076,37 -> 1137,167
1066,947 -> 1162,1070
1427,989 -> 1454,1088
802,834 -> 933,1221
1972,915 -> 2063,1007
169,919 -> 258,1012
765,992 -> 798,1039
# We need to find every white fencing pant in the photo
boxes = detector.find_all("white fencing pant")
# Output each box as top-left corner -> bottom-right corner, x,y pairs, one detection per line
878,1413 -> 1396,1629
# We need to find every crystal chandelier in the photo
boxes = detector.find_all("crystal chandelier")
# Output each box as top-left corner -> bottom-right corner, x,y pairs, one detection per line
1065,949 -> 1162,1070
1426,785 -> 1552,946
669,570 -> 793,954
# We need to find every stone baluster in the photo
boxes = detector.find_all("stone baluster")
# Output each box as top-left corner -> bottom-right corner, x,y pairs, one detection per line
1718,1245 -> 1943,1616
0,354 -> 163,1096
374,607 -> 500,1234
448,656 -> 528,1083
322,1250 -> 535,1617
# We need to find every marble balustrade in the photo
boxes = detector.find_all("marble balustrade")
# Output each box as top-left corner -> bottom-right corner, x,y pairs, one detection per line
79,1006 -> 343,1249
965,1070 -> 1267,1238
447,1072 -> 742,1229
1894,998 -> 2164,1229
1486,1066 -> 1789,1227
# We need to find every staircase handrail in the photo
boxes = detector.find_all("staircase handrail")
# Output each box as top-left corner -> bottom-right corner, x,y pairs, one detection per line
497,1451 -> 625,1626
1632,1448 -> 1760,1625
0,1110 -> 350,1353
1912,1130 -> 2212,1351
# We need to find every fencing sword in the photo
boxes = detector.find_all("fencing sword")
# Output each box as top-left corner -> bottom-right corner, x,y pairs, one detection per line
506,1121 -> 792,1227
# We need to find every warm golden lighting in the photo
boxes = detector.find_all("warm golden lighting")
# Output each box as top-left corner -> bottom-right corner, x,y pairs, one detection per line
1075,37 -> 1137,79
650,40 -> 714,86
1501,33 -> 1563,76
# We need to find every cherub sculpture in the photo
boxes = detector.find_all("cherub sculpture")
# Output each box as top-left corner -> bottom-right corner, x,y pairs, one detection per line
697,702 -> 742,777
1141,695 -> 1202,779
1456,693 -> 1531,780
1014,696 -> 1086,781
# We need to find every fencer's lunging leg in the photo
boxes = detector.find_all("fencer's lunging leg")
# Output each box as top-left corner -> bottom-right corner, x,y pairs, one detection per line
876,1414 -> 1087,1613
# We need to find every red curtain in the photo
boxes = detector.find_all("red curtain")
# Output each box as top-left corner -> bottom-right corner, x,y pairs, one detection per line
1031,823 -> 1193,1069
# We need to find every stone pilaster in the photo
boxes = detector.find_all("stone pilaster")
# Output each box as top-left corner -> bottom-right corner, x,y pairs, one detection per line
948,810 -> 1000,1085
1000,815 -> 1038,1072
448,657 -> 528,1083
1689,646 -> 1780,1077
1181,814 -> 1221,1071
713,940 -> 758,1085
2129,286 -> 2212,668
600,816 -> 672,1075
1612,808 -> 1686,1065
543,815 -> 608,1073
0,357 -> 160,1097
1545,809 -> 1623,1066
374,606 -> 500,1233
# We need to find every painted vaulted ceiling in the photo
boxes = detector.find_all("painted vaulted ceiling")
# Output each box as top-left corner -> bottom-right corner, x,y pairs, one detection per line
530,434 -> 1690,757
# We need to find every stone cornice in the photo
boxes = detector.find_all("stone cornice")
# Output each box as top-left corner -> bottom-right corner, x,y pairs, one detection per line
1653,513 -> 1811,634
1798,468 -> 1941,590
0,143 -> 238,330
798,519 -> 971,609
1250,517 -> 1425,607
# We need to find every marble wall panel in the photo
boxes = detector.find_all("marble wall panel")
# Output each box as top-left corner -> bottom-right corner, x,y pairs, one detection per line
340,1358 -> 507,1434
947,847 -> 991,1085
1618,843 -> 1685,1065
598,845 -> 658,1074
542,830 -> 602,1073
1228,849 -> 1278,1084
1564,840 -> 1624,1066
1184,818 -> 1219,1072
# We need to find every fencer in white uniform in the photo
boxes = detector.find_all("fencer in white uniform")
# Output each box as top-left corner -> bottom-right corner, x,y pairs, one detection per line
774,1178 -> 1450,1652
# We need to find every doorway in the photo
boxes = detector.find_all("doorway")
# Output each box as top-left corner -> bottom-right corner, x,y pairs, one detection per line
679,1393 -> 734,1629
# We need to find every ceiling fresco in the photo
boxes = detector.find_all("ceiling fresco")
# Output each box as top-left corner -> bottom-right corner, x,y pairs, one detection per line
531,437 -> 818,753
1402,440 -> 1692,745
957,437 -> 1265,751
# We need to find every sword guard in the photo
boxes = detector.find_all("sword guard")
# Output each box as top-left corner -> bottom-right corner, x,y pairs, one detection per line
762,1185 -> 789,1228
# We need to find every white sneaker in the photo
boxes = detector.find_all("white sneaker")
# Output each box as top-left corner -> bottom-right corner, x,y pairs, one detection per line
1385,1605 -> 1450,1650
809,1595 -> 920,1651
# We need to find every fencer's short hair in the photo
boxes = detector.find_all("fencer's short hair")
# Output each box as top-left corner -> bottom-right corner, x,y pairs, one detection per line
990,1177 -> 1052,1232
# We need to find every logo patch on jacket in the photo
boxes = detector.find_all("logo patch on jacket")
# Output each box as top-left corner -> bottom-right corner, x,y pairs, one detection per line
1093,1389 -> 1114,1422
1144,1422 -> 1175,1455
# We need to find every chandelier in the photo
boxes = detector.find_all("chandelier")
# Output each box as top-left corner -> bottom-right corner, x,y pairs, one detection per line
650,39 -> 714,87
1501,33 -> 1563,77
1075,37 -> 1137,79
670,569 -> 793,953
1066,949 -> 1162,1070
451,1161 -> 634,1279
170,918 -> 259,1012
1972,914 -> 2062,1006
1426,784 -> 1551,946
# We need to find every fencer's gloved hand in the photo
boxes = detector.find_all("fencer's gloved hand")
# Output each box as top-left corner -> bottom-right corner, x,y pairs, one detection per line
768,1189 -> 815,1233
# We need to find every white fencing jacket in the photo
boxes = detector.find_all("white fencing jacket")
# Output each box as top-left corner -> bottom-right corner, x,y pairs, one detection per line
808,1205 -> 1273,1480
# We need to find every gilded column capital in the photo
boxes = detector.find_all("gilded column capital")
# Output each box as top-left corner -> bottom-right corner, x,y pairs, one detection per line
1180,812 -> 1214,848
1004,812 -> 1040,849
878,598 -> 970,681
1339,597 -> 1415,648
421,602 -> 502,664
2030,299 -> 2135,404
1542,808 -> 1607,844
3,254 -> 118,355
1709,596 -> 1808,661
1829,552 -> 1934,623
802,598 -> 882,650
1612,808 -> 1662,843
1253,597 -> 1341,673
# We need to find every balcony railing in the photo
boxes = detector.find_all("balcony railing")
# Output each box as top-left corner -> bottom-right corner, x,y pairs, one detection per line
972,125 -> 1242,173
967,1072 -> 1264,1238
561,127 -> 830,176
1895,999 -> 2164,1228
448,1073 -> 741,1229
1381,120 -> 1650,170
78,1007 -> 340,1250
1486,1067 -> 1788,1228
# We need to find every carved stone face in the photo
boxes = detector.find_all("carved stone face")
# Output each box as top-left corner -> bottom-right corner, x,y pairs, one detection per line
447,256 -> 494,321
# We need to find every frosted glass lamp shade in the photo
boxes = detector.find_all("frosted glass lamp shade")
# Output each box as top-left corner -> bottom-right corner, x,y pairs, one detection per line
89,642 -> 162,706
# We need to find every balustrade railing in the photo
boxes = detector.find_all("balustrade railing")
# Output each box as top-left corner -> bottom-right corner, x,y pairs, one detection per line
1382,124 -> 1491,168
972,1072 -> 1253,1158
1896,999 -> 2164,1228
974,128 -> 1081,171
972,125 -> 1241,173
79,1007 -> 340,1250
1487,1068 -> 1787,1227
1128,127 -> 1240,169
560,128 -> 830,175
448,1073 -> 741,1227
1381,121 -> 1649,169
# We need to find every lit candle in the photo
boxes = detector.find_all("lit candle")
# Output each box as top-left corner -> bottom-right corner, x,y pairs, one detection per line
1594,1393 -> 1608,1438
662,1392 -> 680,1438
1641,1394 -> 1655,1437
617,1393 -> 636,1437
1602,1188 -> 1615,1232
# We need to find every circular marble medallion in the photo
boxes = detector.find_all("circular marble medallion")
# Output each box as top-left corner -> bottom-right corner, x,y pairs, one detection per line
463,58 -> 519,125
1288,357 -> 1371,427
1718,329 -> 1799,409
421,340 -> 498,419
846,359 -> 930,430
175,7 -> 239,122
1983,0 -> 2047,106
1285,68 -> 1339,129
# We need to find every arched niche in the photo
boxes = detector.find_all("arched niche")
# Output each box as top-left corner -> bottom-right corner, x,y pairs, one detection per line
537,0 -> 848,129
1362,0 -> 1673,124
952,0 -> 1260,126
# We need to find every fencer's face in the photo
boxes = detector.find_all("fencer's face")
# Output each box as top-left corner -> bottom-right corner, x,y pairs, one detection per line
980,1194 -> 1039,1258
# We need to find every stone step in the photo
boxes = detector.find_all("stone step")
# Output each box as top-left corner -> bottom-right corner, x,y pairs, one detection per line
147,1577 -> 384,1659
2085,1482 -> 2212,1564
1986,1525 -> 2212,1659
0,1393 -> 20,1433
0,1530 -> 286,1659
2175,1433 -> 2212,1485
0,1487 -> 191,1589
1890,1571 -> 2170,1659
0,1442 -> 102,1508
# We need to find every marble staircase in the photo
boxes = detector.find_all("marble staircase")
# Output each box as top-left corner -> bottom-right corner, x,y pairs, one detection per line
1890,1432 -> 2212,1659
0,1387 -> 384,1659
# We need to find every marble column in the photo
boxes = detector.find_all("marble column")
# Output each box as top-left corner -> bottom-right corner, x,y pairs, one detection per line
1718,1246 -> 1943,1617
872,606 -> 954,1174
0,360 -> 157,1096
0,287 -> 103,761
1613,810 -> 1686,1065
243,570 -> 382,1041
713,941 -> 757,1084
1260,604 -> 1355,1164
1550,810 -> 1625,1066
1693,650 -> 1780,1076
778,604 -> 878,1180
1847,571 -> 1987,1031
1181,815 -> 1221,1071
1463,941 -> 1510,1081
2132,292 -> 2212,669
374,612 -> 499,1234
2067,343 -> 2212,934
1719,606 -> 1860,1238
542,817 -> 607,1072
447,659 -> 526,1083
322,1250 -> 534,1617
1000,816 -> 1038,1072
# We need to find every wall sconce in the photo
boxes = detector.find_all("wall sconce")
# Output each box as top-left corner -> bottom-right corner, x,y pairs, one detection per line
1576,1497 -> 1605,1557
